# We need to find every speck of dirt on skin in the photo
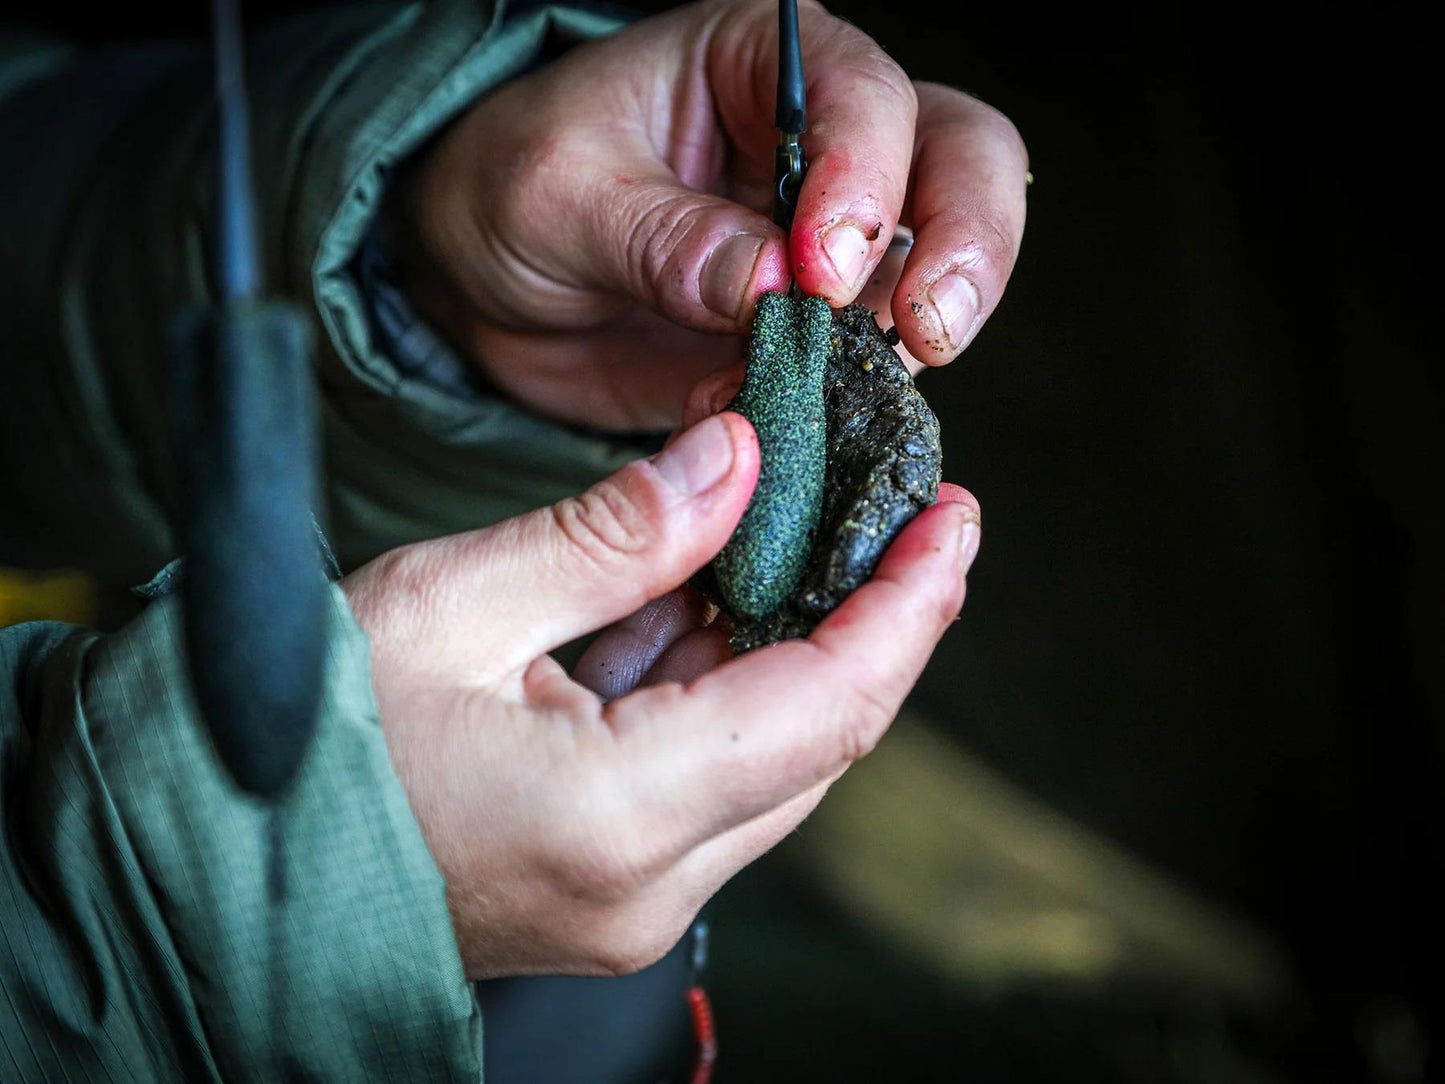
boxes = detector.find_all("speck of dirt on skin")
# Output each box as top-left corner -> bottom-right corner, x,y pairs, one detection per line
910,300 -> 924,317
731,732 -> 740,742
865,222 -> 883,241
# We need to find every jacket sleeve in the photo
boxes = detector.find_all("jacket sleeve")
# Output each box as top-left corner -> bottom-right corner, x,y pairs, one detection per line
0,0 -> 641,580
0,579 -> 482,1081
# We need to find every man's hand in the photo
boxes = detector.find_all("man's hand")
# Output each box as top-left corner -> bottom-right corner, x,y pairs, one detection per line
342,413 -> 981,978
389,0 -> 1028,430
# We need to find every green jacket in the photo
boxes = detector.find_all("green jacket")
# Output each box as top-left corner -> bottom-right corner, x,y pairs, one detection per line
0,2 -> 639,1077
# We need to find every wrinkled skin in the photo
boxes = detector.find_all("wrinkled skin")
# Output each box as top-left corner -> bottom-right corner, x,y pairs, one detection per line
390,0 -> 1029,430
344,414 -> 980,978
351,0 -> 1017,978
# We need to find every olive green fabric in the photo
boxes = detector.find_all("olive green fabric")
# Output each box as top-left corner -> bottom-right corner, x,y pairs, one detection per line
0,0 -> 638,580
0,1 -> 635,1078
0,583 -> 480,1080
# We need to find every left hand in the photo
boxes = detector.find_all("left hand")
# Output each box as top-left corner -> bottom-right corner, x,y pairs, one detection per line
342,411 -> 982,977
388,0 -> 1029,430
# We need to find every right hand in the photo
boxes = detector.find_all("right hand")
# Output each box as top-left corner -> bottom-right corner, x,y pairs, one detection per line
342,412 -> 981,978
390,0 -> 1028,430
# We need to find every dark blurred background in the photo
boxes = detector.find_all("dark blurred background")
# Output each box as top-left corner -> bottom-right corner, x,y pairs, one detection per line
3,2 -> 1438,1081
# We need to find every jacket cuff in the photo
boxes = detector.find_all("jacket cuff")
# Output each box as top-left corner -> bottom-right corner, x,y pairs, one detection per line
4,577 -> 481,1079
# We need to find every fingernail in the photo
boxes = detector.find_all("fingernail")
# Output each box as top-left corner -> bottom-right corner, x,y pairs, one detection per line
928,272 -> 981,353
822,223 -> 870,294
701,234 -> 765,320
957,507 -> 982,575
653,415 -> 735,496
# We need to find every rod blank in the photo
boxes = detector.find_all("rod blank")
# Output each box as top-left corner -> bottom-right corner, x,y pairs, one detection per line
776,0 -> 806,134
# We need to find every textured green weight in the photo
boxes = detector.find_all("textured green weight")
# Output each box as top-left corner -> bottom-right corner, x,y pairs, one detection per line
714,291 -> 832,619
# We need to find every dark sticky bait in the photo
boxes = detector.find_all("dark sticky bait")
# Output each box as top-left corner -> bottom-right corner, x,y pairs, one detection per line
709,301 -> 943,650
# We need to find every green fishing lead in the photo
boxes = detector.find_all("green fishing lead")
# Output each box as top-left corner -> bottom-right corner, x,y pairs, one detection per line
714,290 -> 832,620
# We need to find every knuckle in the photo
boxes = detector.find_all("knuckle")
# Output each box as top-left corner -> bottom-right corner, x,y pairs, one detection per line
363,544 -> 438,617
592,847 -> 653,903
831,29 -> 917,119
967,213 -> 1016,278
974,99 -> 1030,170
918,83 -> 1028,166
513,130 -> 573,191
943,207 -> 1016,293
551,473 -> 659,573
582,895 -> 693,977
971,212 -> 1017,286
620,187 -> 710,310
587,923 -> 678,978
544,817 -> 658,907
875,59 -> 920,118
492,130 -> 576,237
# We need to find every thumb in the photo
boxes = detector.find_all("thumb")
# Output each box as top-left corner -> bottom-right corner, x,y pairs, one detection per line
353,413 -> 759,680
570,171 -> 793,331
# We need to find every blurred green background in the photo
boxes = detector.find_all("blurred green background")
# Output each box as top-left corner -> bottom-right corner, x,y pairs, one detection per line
4,2 -> 1438,1081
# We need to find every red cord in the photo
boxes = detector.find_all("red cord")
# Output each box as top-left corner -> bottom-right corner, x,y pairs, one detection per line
687,984 -> 718,1084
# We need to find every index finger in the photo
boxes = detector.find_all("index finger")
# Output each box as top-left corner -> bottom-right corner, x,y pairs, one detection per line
604,489 -> 977,854
891,85 -> 1030,364
709,0 -> 918,305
